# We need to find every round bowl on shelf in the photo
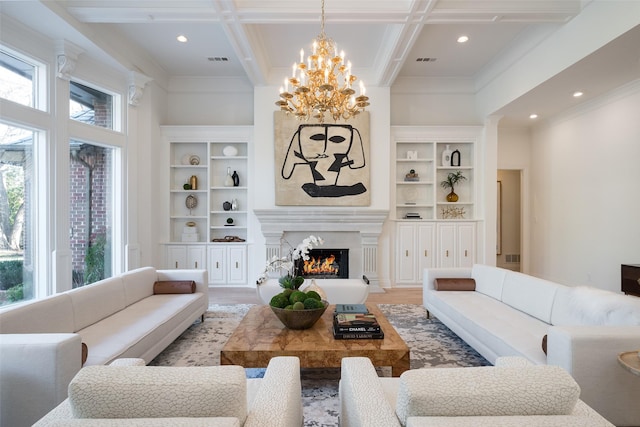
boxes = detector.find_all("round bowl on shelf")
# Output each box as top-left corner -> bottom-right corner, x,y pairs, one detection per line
270,301 -> 328,330
223,145 -> 238,157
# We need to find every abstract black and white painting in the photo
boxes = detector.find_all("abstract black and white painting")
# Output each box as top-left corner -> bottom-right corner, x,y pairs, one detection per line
274,111 -> 370,206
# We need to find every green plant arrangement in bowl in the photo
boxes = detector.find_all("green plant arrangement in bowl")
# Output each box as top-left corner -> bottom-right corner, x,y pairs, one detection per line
269,288 -> 328,329
256,235 -> 324,290
440,170 -> 467,202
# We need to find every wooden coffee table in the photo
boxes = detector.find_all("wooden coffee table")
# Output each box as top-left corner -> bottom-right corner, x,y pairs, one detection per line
220,303 -> 410,376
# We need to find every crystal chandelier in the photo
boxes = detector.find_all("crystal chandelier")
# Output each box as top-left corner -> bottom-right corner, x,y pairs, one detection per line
275,0 -> 370,123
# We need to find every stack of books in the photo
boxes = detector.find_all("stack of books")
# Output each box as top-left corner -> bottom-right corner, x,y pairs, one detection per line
333,304 -> 384,339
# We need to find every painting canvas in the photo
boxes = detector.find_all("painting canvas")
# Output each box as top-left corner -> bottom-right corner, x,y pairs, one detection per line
274,111 -> 370,206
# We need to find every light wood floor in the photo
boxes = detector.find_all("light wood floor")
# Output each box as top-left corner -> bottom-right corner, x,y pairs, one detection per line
209,286 -> 423,305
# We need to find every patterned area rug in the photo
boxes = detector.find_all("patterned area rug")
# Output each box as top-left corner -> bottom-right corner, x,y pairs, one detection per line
150,304 -> 489,426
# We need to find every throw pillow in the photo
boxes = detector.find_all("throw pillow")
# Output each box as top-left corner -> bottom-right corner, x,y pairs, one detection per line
434,278 -> 476,291
153,280 -> 195,294
542,334 -> 547,355
81,342 -> 88,366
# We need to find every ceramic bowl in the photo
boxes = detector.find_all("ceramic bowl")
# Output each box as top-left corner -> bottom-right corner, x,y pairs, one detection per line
270,301 -> 328,330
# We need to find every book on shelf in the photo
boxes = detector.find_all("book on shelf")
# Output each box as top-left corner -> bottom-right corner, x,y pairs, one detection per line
334,304 -> 369,314
333,330 -> 384,340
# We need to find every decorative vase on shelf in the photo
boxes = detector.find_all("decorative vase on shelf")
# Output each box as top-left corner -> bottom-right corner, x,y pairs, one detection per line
189,175 -> 198,191
224,167 -> 234,187
446,191 -> 459,202
442,145 -> 452,167
232,170 -> 239,186
451,149 -> 461,167
231,198 -> 238,211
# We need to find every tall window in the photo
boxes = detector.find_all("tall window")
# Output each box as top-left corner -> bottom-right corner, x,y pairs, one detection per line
0,123 -> 35,306
70,141 -> 114,287
0,50 -> 35,108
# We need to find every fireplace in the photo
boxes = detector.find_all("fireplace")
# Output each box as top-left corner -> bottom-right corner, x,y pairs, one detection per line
296,249 -> 349,279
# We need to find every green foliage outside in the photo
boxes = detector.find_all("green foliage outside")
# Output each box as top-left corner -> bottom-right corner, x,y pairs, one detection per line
5,283 -> 23,302
84,234 -> 107,285
0,259 -> 23,290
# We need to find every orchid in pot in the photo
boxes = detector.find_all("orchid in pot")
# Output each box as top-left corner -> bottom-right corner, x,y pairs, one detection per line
257,235 -> 324,290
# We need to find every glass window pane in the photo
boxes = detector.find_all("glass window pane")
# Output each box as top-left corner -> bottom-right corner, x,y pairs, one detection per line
0,123 -> 34,306
70,81 -> 114,130
70,141 -> 114,287
0,50 -> 35,107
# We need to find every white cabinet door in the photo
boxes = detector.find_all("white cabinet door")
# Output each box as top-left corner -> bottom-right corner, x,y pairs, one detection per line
457,223 -> 475,268
437,223 -> 456,268
436,222 -> 475,268
208,246 -> 226,283
166,245 -> 187,269
166,245 -> 206,269
417,224 -> 435,281
396,224 -> 417,283
227,246 -> 247,284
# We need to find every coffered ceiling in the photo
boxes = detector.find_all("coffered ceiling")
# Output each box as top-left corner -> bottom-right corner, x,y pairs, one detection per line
2,1 -> 639,126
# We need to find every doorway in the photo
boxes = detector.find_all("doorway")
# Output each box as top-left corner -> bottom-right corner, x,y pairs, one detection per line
497,170 -> 521,272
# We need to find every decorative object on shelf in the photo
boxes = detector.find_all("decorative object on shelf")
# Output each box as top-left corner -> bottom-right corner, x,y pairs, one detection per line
274,0 -> 369,122
182,221 -> 199,242
256,235 -> 324,289
406,150 -> 418,160
185,194 -> 198,215
441,206 -> 467,219
232,170 -> 239,186
442,144 -> 453,166
451,149 -> 461,166
224,167 -> 234,187
185,221 -> 196,227
225,217 -> 234,226
231,198 -> 238,211
440,170 -> 467,202
402,187 -> 418,204
404,212 -> 422,219
404,169 -> 419,182
183,182 -> 191,190
189,155 -> 200,165
222,145 -> 238,157
222,201 -> 232,211
189,175 -> 198,190
212,235 -> 246,242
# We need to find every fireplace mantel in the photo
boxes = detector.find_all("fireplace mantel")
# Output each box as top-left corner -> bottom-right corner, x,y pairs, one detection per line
254,208 -> 389,287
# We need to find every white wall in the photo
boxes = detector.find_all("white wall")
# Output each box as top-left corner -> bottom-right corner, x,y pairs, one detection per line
529,81 -> 640,291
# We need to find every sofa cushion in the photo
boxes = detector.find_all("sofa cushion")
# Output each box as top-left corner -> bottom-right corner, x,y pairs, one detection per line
67,277 -> 127,331
433,278 -> 475,291
395,365 -> 580,425
568,286 -> 640,326
406,415 -> 609,427
0,293 -> 74,333
501,271 -> 559,324
68,365 -> 247,420
471,264 -> 507,300
153,280 -> 196,294
122,267 -> 158,306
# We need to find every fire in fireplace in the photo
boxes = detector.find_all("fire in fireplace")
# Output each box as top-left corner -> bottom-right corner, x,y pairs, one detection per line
296,249 -> 349,279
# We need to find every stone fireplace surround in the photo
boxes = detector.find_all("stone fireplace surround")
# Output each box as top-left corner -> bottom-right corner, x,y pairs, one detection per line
254,209 -> 388,290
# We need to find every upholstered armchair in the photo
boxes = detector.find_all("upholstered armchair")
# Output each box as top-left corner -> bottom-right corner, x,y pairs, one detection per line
34,356 -> 303,427
339,356 -> 614,427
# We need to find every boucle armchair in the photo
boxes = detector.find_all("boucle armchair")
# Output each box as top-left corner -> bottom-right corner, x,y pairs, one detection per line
34,356 -> 303,427
339,356 -> 614,427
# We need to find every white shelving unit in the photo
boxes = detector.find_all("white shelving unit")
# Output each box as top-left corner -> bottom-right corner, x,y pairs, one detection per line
391,126 -> 480,285
161,126 -> 252,286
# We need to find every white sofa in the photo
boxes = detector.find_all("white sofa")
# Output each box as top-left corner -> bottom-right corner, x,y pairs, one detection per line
423,264 -> 640,427
257,278 -> 370,305
34,356 -> 303,427
0,266 -> 208,427
339,356 -> 614,427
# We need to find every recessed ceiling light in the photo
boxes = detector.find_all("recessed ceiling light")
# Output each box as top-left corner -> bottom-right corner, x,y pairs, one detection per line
573,91 -> 584,97
177,35 -> 188,43
457,35 -> 469,43
529,113 -> 538,119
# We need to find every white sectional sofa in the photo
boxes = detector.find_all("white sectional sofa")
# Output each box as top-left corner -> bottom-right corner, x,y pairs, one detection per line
423,264 -> 640,427
0,266 -> 208,427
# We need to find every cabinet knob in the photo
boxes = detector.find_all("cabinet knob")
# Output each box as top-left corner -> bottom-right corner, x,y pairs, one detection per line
194,262 -> 198,268
235,262 -> 239,268
405,250 -> 409,257
424,250 -> 428,257
175,261 -> 178,269
446,250 -> 449,257
216,262 -> 219,269
464,250 -> 468,257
